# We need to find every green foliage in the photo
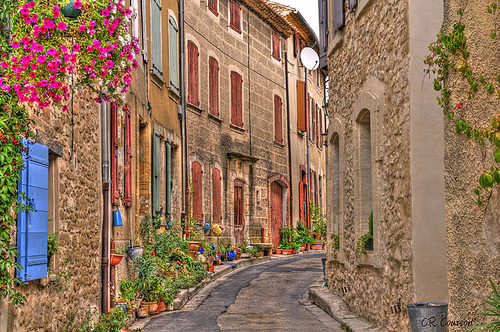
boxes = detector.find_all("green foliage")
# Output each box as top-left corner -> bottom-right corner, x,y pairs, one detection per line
47,230 -> 59,257
310,201 -> 326,238
331,232 -> 340,250
355,211 -> 373,257
425,3 -> 500,205
340,322 -> 352,331
468,278 -> 500,331
65,307 -> 135,332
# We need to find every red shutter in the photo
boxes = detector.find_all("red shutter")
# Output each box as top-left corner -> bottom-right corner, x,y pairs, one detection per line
314,171 -> 318,204
316,104 -> 320,147
231,71 -> 243,127
124,105 -> 132,207
212,168 -> 221,223
312,102 -> 316,143
300,39 -> 306,51
208,0 -> 218,15
188,41 -> 199,106
297,80 -> 306,131
320,109 -> 323,148
307,94 -> 311,140
192,161 -> 203,221
272,32 -> 280,61
209,57 -> 219,117
111,105 -> 119,205
230,0 -> 241,33
274,95 -> 282,143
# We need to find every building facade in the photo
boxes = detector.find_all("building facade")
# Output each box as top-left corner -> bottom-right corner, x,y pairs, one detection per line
321,0 -> 447,330
184,0 -> 293,247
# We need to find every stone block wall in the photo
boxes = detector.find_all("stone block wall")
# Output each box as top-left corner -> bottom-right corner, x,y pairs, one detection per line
8,88 -> 102,331
325,0 -> 414,330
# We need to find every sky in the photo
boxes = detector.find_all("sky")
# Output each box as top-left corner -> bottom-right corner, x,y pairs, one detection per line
272,0 -> 320,37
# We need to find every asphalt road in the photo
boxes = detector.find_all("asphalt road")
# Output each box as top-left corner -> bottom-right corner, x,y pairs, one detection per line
144,252 -> 343,332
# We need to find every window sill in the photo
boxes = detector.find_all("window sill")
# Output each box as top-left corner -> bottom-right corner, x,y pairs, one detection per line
355,0 -> 375,19
230,123 -> 245,133
168,87 -> 180,103
274,141 -> 284,148
188,102 -> 203,115
328,29 -> 345,57
208,113 -> 222,124
151,70 -> 165,89
357,251 -> 380,268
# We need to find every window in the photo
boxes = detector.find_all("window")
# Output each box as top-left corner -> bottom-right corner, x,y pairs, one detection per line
334,0 -> 345,32
17,140 -> 49,282
152,130 -> 161,216
192,161 -> 203,221
357,110 -> 373,250
130,0 -> 139,38
208,0 -> 218,16
212,168 -> 222,223
272,32 -> 280,61
140,0 -> 148,60
229,0 -> 241,34
316,69 -> 321,88
297,80 -> 306,131
209,57 -> 219,117
332,133 -> 340,241
274,94 -> 283,143
188,41 -> 200,106
169,16 -> 179,93
124,105 -> 132,207
111,105 -> 119,205
234,179 -> 244,244
231,71 -> 243,127
151,0 -> 162,76
165,139 -> 172,217
319,109 -> 323,147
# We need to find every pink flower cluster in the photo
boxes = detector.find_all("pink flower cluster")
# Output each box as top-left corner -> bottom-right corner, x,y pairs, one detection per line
1,0 -> 140,109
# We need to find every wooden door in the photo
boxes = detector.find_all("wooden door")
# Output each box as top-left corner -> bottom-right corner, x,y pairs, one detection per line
234,180 -> 244,244
271,181 -> 283,248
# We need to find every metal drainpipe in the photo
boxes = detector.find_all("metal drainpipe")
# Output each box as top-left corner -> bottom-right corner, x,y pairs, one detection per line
305,65 -> 310,228
284,52 -> 293,225
101,101 -> 110,314
179,0 -> 188,237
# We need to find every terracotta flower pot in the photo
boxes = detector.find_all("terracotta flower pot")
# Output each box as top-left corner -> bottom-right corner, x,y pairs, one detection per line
143,302 -> 158,314
276,249 -> 282,255
188,241 -> 201,251
305,243 -> 311,251
208,265 -> 215,272
136,306 -> 148,318
158,301 -> 167,312
110,253 -> 124,266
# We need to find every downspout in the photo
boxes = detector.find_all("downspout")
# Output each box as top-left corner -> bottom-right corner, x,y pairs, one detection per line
100,101 -> 110,314
284,51 -> 293,224
179,0 -> 188,237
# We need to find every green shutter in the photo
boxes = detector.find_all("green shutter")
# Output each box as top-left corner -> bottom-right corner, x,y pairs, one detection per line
169,16 -> 179,93
152,130 -> 161,216
152,0 -> 162,76
165,139 -> 172,216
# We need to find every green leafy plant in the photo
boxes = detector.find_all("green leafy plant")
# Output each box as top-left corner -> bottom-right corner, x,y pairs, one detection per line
468,278 -> 500,331
331,233 -> 340,250
310,201 -> 326,239
340,322 -> 352,331
47,230 -> 59,261
355,211 -> 373,257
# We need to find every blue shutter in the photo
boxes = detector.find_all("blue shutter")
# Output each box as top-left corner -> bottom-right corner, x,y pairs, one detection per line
165,139 -> 171,217
152,0 -> 162,77
152,130 -> 161,216
169,16 -> 179,93
17,140 -> 49,282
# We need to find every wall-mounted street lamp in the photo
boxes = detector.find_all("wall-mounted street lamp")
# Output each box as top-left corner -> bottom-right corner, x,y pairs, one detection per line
321,131 -> 328,147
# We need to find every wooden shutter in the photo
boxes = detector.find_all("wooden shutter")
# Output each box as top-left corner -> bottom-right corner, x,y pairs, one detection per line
169,16 -> 179,93
208,0 -> 218,15
234,179 -> 244,226
272,32 -> 280,61
17,139 -> 48,282
300,39 -> 306,51
231,71 -> 243,127
316,104 -> 320,147
320,109 -> 323,147
152,0 -> 162,76
230,0 -> 241,33
297,80 -> 306,131
308,93 -> 311,140
209,57 -> 219,117
192,161 -> 203,221
140,0 -> 148,61
124,105 -> 132,207
111,105 -> 119,205
314,171 -> 318,204
152,130 -> 160,216
165,139 -> 172,216
212,168 -> 221,223
274,95 -> 283,143
349,0 -> 357,12
188,41 -> 199,106
293,32 -> 298,57
334,0 -> 345,32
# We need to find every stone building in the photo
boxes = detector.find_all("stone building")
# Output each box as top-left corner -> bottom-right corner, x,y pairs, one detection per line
320,0 -> 447,330
269,2 -> 328,228
183,0 -> 293,247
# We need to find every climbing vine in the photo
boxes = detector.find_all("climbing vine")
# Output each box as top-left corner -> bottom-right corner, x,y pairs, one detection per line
425,2 -> 500,205
0,0 -> 32,305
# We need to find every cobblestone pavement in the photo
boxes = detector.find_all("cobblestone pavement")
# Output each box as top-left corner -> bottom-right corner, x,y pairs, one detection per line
144,253 -> 343,331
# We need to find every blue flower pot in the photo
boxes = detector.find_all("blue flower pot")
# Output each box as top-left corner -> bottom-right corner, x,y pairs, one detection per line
227,251 -> 235,261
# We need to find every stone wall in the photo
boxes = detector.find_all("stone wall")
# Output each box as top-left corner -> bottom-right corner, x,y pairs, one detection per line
325,0 -> 414,330
8,88 -> 102,332
443,0 -> 500,327
185,0 -> 289,245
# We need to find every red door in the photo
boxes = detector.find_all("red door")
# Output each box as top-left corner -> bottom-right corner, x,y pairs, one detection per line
234,180 -> 244,244
271,181 -> 283,248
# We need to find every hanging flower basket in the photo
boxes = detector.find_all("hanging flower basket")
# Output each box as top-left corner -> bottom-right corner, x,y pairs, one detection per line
110,253 -> 124,265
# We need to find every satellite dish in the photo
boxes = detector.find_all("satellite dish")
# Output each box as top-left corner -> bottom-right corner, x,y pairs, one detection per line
300,47 -> 319,70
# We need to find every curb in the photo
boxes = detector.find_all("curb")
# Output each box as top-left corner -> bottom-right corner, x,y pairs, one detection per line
308,277 -> 389,332
131,250 -> 323,329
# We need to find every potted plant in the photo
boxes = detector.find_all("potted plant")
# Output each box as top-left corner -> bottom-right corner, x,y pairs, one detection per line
47,230 -> 59,267
355,211 -> 373,257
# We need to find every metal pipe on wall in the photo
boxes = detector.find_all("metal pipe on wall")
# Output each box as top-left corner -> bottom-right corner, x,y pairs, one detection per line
179,0 -> 188,237
100,101 -> 110,314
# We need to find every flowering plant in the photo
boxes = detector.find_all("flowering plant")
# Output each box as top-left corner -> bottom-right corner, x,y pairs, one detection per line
2,0 -> 140,109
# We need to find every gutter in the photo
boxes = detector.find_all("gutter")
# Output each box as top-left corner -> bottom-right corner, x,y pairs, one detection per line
100,101 -> 110,314
179,0 -> 188,237
284,51 -> 293,224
